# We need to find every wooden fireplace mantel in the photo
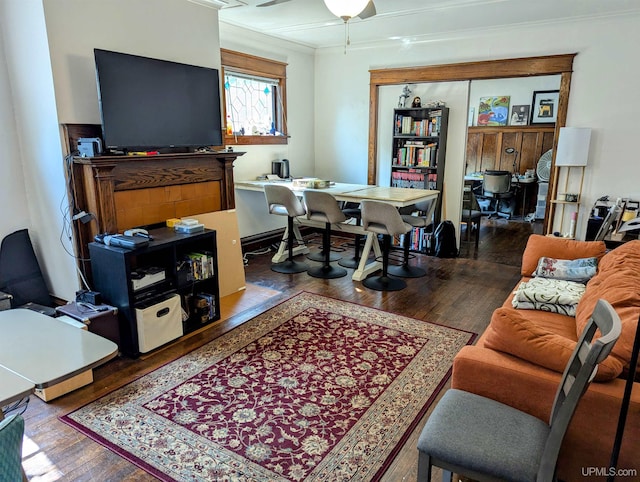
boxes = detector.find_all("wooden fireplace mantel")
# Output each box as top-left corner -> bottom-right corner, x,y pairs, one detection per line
62,124 -> 244,279
71,150 -> 244,258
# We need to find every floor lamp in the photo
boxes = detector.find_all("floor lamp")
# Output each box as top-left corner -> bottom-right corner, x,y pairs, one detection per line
608,314 -> 640,481
553,127 -> 591,237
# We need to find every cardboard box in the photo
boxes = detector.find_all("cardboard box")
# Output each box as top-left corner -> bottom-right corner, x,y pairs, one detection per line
33,315 -> 93,402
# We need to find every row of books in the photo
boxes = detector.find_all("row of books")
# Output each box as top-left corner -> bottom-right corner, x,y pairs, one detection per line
394,113 -> 442,136
391,171 -> 438,189
392,227 -> 434,253
395,141 -> 438,167
182,251 -> 215,281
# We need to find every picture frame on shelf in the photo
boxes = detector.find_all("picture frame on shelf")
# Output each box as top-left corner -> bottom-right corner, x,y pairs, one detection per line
478,96 -> 510,126
509,105 -> 530,126
531,90 -> 559,124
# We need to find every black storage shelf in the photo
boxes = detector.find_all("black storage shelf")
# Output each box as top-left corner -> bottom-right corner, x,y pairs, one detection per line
391,106 -> 449,254
89,227 -> 220,358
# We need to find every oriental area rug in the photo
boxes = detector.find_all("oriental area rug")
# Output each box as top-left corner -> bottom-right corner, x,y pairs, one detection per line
61,292 -> 475,481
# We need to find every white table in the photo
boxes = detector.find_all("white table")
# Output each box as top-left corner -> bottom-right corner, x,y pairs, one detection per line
0,309 -> 118,389
235,181 -> 439,281
0,366 -> 34,420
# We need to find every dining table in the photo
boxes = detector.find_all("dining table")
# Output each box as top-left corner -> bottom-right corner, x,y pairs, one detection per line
235,180 -> 439,281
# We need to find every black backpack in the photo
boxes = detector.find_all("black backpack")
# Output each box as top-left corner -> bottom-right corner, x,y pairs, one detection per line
433,220 -> 459,258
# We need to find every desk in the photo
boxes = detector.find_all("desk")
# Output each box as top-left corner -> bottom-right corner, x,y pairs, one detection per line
512,178 -> 537,218
0,309 -> 118,389
235,181 -> 439,281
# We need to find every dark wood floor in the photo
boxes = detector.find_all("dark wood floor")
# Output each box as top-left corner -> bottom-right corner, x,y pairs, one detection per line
18,217 -> 541,481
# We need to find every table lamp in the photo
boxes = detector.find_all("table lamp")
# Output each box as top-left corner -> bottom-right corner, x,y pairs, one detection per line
555,127 -> 591,168
555,127 -> 591,203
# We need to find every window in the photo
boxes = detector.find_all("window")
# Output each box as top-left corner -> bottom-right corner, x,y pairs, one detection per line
221,49 -> 288,145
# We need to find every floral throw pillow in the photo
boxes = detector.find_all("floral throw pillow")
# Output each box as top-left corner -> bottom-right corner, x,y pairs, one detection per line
533,256 -> 598,283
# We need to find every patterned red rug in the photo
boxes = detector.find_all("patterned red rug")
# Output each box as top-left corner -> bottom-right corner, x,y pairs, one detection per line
61,292 -> 475,481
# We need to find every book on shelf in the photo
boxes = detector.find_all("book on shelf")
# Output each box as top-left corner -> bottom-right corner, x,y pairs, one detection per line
391,171 -> 426,189
183,251 -> 215,281
392,227 -> 434,253
395,142 -> 437,167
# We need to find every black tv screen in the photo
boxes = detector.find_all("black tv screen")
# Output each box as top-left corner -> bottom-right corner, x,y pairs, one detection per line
94,49 -> 223,151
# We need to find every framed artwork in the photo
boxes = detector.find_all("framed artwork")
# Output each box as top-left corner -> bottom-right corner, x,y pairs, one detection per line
478,96 -> 510,126
531,90 -> 559,124
510,105 -> 530,126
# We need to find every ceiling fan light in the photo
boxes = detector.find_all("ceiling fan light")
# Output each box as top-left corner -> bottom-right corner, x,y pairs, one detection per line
323,0 -> 370,20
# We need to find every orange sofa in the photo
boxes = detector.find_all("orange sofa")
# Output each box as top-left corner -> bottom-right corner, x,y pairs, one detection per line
452,235 -> 640,481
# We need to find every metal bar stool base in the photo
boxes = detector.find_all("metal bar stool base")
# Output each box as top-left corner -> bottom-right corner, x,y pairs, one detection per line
271,260 -> 309,274
307,265 -> 348,279
362,275 -> 406,291
387,265 -> 426,278
338,256 -> 360,268
307,250 -> 341,262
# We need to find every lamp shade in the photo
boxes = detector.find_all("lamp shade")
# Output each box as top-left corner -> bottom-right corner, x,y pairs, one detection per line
323,0 -> 370,19
555,127 -> 592,167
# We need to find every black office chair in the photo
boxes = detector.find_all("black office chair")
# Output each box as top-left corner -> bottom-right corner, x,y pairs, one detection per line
264,185 -> 309,274
417,299 -> 621,482
0,229 -> 53,311
482,170 -> 513,219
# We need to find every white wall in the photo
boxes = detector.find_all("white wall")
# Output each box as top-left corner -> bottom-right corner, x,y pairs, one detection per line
1,0 -> 223,302
219,24 -> 316,238
314,13 -> 640,239
468,76 -> 560,127
0,11 -> 31,241
0,0 -> 72,299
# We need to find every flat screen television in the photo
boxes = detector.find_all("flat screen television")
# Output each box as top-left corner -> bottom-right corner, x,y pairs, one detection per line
94,48 -> 223,152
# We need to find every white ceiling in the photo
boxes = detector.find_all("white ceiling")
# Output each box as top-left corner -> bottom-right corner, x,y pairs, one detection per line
214,0 -> 640,49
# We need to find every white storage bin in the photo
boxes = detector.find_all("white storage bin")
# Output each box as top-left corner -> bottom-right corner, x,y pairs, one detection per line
136,293 -> 183,353
537,182 -> 549,196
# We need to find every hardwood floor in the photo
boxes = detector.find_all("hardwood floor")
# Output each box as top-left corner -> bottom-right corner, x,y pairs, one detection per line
18,218 -> 540,481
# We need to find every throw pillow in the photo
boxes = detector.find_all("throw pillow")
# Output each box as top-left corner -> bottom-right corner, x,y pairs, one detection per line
484,307 -> 623,382
520,234 -> 606,276
533,256 -> 598,283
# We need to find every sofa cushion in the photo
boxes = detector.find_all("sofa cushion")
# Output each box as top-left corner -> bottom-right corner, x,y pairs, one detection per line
521,235 -> 606,277
576,240 -> 640,370
484,307 -> 623,381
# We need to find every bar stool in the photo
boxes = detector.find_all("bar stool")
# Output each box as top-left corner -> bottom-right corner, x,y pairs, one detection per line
387,199 -> 436,278
361,200 -> 413,291
338,202 -> 364,269
303,191 -> 348,279
264,184 -> 309,274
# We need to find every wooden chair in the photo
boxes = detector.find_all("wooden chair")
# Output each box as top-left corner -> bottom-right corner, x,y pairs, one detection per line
461,187 -> 482,247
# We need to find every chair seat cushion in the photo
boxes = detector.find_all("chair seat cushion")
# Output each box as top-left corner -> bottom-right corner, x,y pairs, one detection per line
268,205 -> 289,217
400,214 -> 430,228
418,389 -> 549,482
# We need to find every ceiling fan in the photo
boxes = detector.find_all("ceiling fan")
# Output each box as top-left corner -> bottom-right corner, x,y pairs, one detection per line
257,0 -> 377,20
